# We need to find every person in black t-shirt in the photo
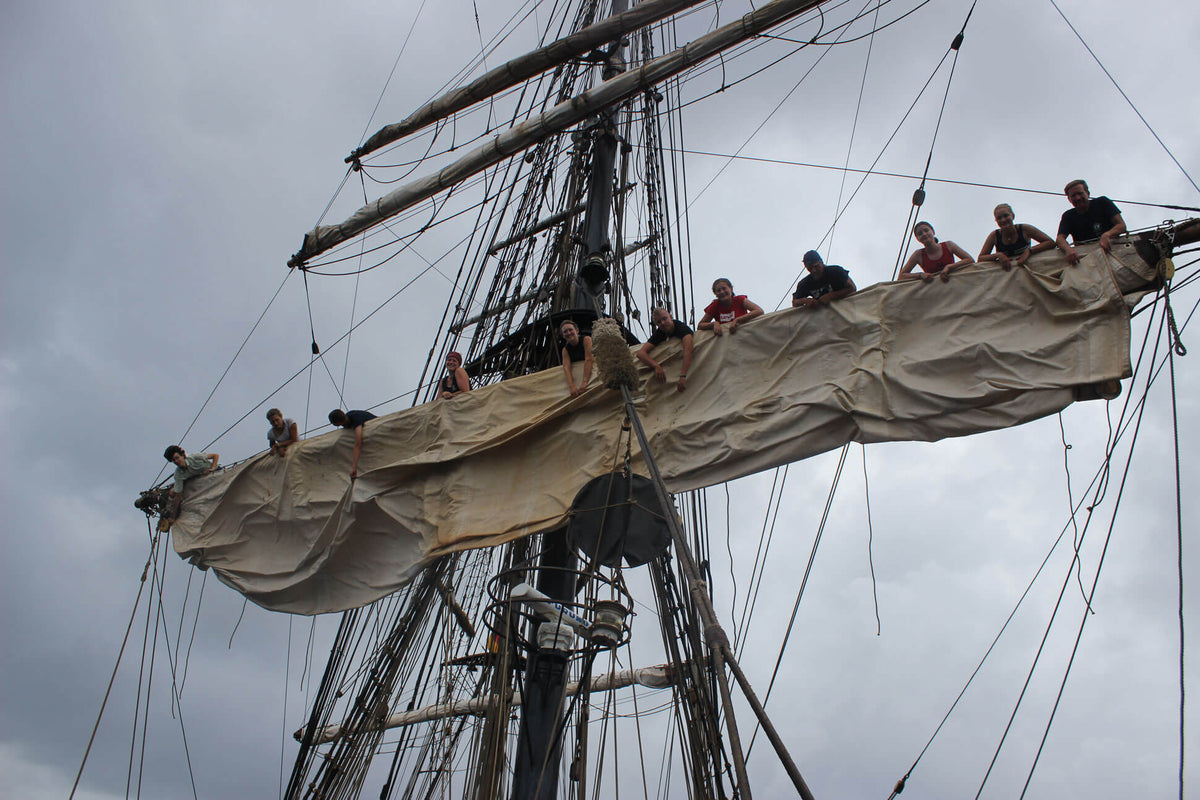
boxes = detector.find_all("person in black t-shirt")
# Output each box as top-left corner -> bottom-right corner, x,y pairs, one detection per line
792,250 -> 856,309
1055,179 -> 1125,265
637,307 -> 694,392
329,408 -> 377,479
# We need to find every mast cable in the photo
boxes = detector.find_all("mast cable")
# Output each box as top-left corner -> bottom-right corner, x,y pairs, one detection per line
1047,0 -> 1200,195
1012,315 -> 1169,798
977,301 -> 1168,797
889,0 -> 973,279
1058,413 -> 1094,611
891,294 -> 1168,796
664,147 -> 1200,211
829,0 -> 881,259
747,443 -> 851,756
1167,314 -> 1187,800
861,444 -> 881,635
68,531 -> 156,800
153,270 -> 292,484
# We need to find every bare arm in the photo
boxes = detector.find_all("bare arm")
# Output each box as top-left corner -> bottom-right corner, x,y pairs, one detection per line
818,278 -> 857,305
1099,214 -> 1126,251
899,250 -> 924,278
677,334 -> 694,392
454,367 -> 471,394
946,241 -> 974,267
350,427 -> 364,479
580,337 -> 593,391
697,311 -> 717,332
561,347 -> 576,394
206,453 -> 220,471
636,342 -> 666,382
1027,225 -> 1056,254
729,299 -> 763,332
1055,232 -> 1080,265
977,232 -> 999,262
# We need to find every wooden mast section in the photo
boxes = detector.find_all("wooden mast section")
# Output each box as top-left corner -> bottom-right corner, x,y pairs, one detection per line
289,0 -> 833,267
348,0 -> 713,161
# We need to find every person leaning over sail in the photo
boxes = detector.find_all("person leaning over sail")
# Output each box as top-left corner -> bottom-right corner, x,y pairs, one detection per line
439,351 -> 471,399
697,278 -> 763,335
266,408 -> 299,457
1055,179 -> 1126,265
559,319 -> 593,397
636,307 -> 695,393
160,445 -> 219,528
792,250 -> 857,308
977,203 -> 1056,270
328,408 -> 376,480
898,221 -> 973,282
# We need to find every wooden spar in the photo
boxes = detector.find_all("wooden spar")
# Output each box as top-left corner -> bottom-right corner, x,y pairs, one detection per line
615,379 -> 818,800
296,664 -> 678,745
289,0 -> 832,267
349,0 -> 711,162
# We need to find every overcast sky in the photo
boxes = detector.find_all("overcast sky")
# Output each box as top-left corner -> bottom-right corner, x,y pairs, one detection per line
2,0 -> 1198,798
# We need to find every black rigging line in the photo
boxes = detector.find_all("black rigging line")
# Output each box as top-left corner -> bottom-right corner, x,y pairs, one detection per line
894,280 -> 1198,796
1048,0 -> 1199,196
861,444 -> 881,635
153,270 -> 292,484
1168,321 -> 1188,800
828,0 -> 880,260
69,532 -> 156,800
747,443 -> 851,757
1013,314 -> 1169,799
354,0 -> 431,147
662,147 -> 1200,211
889,0 -> 973,279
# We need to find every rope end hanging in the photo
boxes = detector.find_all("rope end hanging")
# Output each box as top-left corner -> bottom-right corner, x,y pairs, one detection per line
592,318 -> 639,390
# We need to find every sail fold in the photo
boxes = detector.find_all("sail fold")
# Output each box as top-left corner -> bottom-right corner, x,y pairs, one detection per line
173,246 -> 1148,614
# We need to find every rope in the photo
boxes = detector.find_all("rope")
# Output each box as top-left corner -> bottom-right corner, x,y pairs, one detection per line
664,147 -> 1200,211
828,0 -> 881,260
1048,0 -> 1200,195
68,530 -> 156,800
1168,315 -> 1187,800
978,302 -> 1170,798
747,443 -> 850,755
861,444 -> 881,636
888,0 -> 974,280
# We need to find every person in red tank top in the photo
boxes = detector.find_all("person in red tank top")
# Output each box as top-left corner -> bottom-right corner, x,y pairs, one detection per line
698,278 -> 764,336
899,221 -> 973,283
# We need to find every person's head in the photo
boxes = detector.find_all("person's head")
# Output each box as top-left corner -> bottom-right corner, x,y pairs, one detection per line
559,320 -> 580,342
445,351 -> 462,370
267,408 -> 284,428
328,409 -> 348,428
802,250 -> 825,276
1064,179 -> 1090,210
993,203 -> 1015,228
912,221 -> 938,243
651,307 -> 674,333
711,278 -> 733,302
164,445 -> 186,467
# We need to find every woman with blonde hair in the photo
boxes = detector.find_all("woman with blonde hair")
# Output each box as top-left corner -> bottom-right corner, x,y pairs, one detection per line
977,203 -> 1055,270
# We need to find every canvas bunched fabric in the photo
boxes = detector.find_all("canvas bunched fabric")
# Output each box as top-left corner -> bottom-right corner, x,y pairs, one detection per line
171,245 -> 1151,614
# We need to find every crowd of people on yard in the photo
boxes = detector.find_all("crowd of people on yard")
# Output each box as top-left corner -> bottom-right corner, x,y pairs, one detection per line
162,180 -> 1127,499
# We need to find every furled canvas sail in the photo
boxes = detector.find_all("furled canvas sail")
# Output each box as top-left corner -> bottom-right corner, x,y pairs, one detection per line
171,245 -> 1152,614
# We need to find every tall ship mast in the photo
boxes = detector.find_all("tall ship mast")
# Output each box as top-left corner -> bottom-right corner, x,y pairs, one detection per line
48,1 -> 1200,798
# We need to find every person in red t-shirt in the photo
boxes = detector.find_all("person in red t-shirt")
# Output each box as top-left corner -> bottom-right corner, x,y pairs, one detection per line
698,278 -> 763,336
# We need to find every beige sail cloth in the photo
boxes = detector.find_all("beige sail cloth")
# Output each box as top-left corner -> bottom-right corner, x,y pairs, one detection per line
172,246 -> 1150,614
